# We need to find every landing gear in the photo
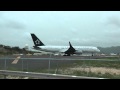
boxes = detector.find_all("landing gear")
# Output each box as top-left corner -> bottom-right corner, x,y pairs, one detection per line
92,53 -> 94,56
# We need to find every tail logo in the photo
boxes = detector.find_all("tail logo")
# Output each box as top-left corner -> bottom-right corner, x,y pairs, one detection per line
35,39 -> 40,45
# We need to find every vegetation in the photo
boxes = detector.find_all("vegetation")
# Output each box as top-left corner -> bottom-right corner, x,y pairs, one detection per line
0,44 -> 34,55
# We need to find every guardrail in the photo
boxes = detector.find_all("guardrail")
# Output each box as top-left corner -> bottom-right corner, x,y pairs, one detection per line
0,70 -> 106,79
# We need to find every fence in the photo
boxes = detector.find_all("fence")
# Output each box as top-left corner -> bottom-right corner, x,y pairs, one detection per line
0,55 -> 120,79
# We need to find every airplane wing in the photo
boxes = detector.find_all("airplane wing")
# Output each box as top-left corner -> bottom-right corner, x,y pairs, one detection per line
59,42 -> 76,53
61,42 -> 76,56
65,45 -> 76,55
33,46 -> 41,50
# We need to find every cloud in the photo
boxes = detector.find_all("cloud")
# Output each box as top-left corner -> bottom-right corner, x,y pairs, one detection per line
70,37 -> 99,45
5,20 -> 25,29
0,14 -> 25,30
71,27 -> 78,32
99,16 -> 120,46
21,32 -> 31,41
106,16 -> 120,28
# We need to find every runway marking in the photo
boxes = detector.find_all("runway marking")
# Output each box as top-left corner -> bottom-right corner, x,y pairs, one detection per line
17,56 -> 21,59
11,56 -> 21,64
12,59 -> 19,64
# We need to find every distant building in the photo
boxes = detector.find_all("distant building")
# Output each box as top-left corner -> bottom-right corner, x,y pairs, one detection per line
110,53 -> 117,56
100,53 -> 106,56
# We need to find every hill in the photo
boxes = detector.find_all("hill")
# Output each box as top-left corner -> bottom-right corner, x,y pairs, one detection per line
98,46 -> 120,54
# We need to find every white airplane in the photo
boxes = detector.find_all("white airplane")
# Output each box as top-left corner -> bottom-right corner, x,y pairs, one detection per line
30,33 -> 100,56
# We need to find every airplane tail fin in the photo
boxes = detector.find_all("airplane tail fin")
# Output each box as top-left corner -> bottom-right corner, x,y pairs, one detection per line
31,33 -> 45,46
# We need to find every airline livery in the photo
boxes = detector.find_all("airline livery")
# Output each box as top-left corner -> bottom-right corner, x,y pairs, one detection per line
31,33 -> 100,56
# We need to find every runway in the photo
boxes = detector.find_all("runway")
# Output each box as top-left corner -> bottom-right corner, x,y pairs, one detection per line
0,58 -> 120,61
0,55 -> 120,61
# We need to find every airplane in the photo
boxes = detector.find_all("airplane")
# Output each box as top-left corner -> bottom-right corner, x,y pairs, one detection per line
30,33 -> 100,56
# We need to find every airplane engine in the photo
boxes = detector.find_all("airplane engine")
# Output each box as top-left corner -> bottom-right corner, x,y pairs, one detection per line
75,50 -> 82,54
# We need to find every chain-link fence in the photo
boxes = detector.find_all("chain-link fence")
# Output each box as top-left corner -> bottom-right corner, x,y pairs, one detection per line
0,55 -> 120,79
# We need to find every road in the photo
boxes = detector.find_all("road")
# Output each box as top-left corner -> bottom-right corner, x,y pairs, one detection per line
0,70 -> 105,79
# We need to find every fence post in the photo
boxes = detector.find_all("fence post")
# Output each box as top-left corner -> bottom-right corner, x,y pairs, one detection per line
22,59 -> 23,71
4,75 -> 7,79
48,54 -> 51,73
4,57 -> 7,70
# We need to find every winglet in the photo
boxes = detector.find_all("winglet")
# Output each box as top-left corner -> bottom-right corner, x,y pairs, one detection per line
69,41 -> 72,47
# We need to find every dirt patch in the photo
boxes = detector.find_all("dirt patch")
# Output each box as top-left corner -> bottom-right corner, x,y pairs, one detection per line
70,67 -> 120,75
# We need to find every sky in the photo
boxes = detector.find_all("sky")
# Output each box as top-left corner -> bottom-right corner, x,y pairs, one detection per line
1,11 -> 120,48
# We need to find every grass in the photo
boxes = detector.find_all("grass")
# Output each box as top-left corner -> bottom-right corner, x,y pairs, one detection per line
0,75 -> 4,79
74,60 -> 120,69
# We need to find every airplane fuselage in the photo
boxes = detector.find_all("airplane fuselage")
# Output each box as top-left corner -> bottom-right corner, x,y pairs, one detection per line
31,33 -> 100,56
34,46 -> 100,54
